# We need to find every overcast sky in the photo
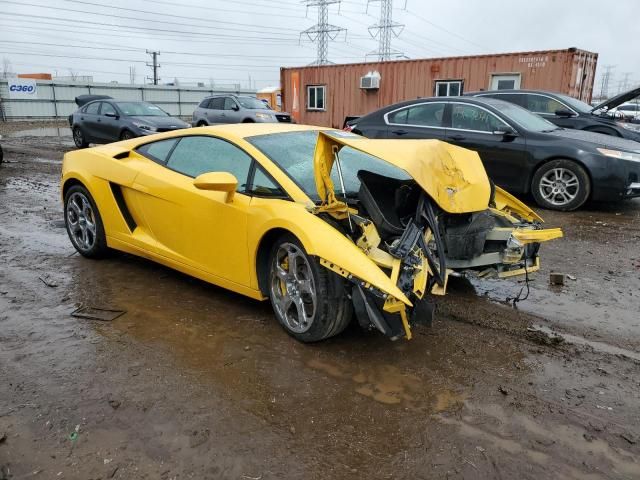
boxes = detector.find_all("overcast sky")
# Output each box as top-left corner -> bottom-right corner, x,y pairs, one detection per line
0,0 -> 638,95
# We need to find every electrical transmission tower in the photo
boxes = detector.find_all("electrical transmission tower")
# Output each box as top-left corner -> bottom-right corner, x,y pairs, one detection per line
367,0 -> 405,61
301,1 -> 346,65
146,50 -> 160,85
599,65 -> 614,100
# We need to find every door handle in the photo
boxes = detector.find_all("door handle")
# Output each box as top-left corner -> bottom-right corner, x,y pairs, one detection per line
448,134 -> 466,141
391,129 -> 408,136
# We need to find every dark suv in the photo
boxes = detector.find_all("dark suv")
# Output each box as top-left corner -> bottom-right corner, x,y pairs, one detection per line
466,87 -> 640,142
192,95 -> 292,126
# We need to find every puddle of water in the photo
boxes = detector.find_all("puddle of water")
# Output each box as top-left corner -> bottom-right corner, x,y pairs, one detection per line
8,127 -> 72,138
529,324 -> 640,362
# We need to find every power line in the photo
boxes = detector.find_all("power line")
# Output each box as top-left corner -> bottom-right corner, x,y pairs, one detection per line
405,8 -> 489,52
301,1 -> 347,65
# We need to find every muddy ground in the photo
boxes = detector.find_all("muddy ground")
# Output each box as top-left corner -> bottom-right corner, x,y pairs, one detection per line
0,127 -> 639,480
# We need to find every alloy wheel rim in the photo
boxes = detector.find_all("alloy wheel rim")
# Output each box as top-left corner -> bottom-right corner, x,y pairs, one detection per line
73,128 -> 83,145
270,243 -> 317,334
539,168 -> 579,206
66,192 -> 97,251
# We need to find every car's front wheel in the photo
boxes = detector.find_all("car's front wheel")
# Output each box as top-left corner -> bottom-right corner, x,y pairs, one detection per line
73,127 -> 89,148
64,185 -> 108,258
120,130 -> 135,140
531,159 -> 590,211
268,235 -> 352,342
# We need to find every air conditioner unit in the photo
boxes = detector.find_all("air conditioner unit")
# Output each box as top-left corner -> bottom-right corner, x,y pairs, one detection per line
360,71 -> 381,90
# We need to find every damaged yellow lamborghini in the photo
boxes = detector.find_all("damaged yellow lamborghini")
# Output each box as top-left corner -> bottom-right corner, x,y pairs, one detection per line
61,124 -> 562,342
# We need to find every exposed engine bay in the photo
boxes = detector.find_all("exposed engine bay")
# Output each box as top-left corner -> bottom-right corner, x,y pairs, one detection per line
310,131 -> 563,340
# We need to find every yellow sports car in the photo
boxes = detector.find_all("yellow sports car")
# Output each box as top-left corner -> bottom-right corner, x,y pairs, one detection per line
61,124 -> 562,342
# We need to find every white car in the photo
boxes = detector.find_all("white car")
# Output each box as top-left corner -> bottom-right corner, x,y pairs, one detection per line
609,103 -> 640,121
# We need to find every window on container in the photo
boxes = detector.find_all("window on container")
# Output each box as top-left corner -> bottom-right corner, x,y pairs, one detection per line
434,80 -> 463,97
307,85 -> 326,110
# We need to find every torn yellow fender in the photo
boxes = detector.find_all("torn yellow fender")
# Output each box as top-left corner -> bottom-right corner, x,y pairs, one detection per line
307,130 -> 562,340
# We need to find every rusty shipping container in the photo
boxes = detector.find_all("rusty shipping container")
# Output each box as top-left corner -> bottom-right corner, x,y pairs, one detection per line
280,47 -> 598,128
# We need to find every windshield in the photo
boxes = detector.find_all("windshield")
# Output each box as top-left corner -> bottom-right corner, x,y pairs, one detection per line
554,93 -> 593,113
491,102 -> 559,132
247,130 -> 411,201
237,97 -> 271,110
116,102 -> 169,116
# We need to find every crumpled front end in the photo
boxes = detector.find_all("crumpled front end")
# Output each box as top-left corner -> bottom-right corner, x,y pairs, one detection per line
310,131 -> 563,340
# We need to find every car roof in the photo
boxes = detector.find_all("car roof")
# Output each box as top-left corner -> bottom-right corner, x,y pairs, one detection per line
466,89 -> 563,97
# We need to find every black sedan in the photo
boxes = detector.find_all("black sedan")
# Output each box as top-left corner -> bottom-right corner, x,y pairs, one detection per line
68,97 -> 190,148
465,87 -> 640,142
349,97 -> 640,211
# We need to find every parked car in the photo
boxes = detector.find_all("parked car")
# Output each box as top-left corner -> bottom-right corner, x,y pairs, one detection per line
60,123 -> 561,342
68,97 -> 190,148
609,103 -> 640,121
465,87 -> 640,142
192,94 -> 292,126
349,97 -> 640,211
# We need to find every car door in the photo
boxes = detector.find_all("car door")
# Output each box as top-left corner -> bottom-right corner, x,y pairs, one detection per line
132,135 -> 253,286
80,101 -> 102,141
445,101 -> 528,192
384,101 -> 448,139
95,102 -> 121,142
223,97 -> 241,123
205,97 -> 225,124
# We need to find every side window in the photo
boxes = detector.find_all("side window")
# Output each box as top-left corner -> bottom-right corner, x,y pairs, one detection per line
101,102 -> 117,116
209,97 -> 224,110
85,102 -> 100,115
388,103 -> 445,127
451,104 -> 506,132
249,166 -> 285,197
136,138 -> 179,164
198,98 -> 210,108
223,97 -> 237,110
166,136 -> 253,191
525,94 -> 566,114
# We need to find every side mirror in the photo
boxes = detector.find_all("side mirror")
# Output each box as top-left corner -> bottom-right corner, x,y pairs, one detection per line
555,108 -> 575,118
493,126 -> 518,137
193,172 -> 238,203
105,112 -> 118,118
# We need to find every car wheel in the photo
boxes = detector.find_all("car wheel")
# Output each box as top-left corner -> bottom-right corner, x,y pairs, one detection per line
120,130 -> 135,140
268,235 -> 352,342
197,120 -> 208,127
242,118 -> 255,123
73,127 -> 89,148
531,159 -> 590,211
0,144 -> 3,165
64,185 -> 108,258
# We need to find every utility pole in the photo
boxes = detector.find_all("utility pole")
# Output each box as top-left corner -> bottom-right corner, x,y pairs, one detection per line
367,0 -> 405,61
129,66 -> 136,84
146,50 -> 160,85
301,1 -> 346,65
620,72 -> 632,93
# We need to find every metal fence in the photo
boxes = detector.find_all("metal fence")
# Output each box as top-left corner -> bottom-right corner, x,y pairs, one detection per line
0,80 -> 257,121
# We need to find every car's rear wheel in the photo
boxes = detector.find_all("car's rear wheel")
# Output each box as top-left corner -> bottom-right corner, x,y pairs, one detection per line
120,130 -> 135,140
531,159 -> 590,211
268,235 -> 352,342
73,127 -> 89,148
197,120 -> 208,127
64,185 -> 108,258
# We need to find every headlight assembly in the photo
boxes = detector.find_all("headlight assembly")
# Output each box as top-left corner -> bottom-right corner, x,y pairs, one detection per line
597,148 -> 640,163
255,113 -> 273,120
132,122 -> 157,132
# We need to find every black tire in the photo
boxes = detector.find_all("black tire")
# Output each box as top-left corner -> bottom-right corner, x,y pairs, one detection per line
120,130 -> 135,140
64,184 -> 109,258
0,144 -> 3,165
531,159 -> 590,211
242,118 -> 255,123
267,234 -> 352,343
197,120 -> 208,127
73,127 -> 89,148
